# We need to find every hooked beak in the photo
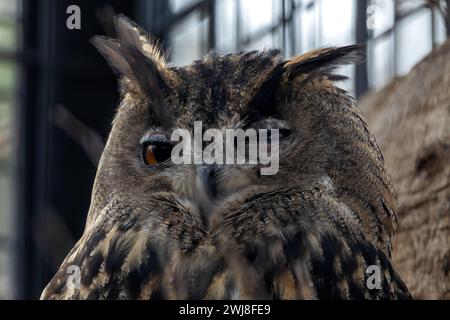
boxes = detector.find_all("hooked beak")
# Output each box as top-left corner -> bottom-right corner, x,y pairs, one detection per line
194,164 -> 217,217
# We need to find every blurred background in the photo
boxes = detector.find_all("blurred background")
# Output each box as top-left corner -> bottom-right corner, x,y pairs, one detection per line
0,0 -> 449,299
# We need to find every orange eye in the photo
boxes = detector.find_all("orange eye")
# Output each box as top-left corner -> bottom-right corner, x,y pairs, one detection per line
144,145 -> 158,165
142,143 -> 173,165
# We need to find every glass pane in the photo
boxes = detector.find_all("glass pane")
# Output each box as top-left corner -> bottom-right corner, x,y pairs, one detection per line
296,1 -> 319,52
0,0 -> 16,301
434,7 -> 447,46
0,117 -> 12,239
0,20 -> 17,51
240,0 -> 277,37
396,9 -> 432,75
0,97 -> 13,301
170,0 -> 200,13
0,62 -> 16,95
396,0 -> 423,15
243,33 -> 274,51
284,24 -> 294,57
368,0 -> 394,38
0,248 -> 12,299
216,0 -> 237,52
296,0 -> 314,7
169,12 -> 208,65
319,0 -> 355,46
0,0 -> 17,17
336,65 -> 355,97
368,35 -> 394,89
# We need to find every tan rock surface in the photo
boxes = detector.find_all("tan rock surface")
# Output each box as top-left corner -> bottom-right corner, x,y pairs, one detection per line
360,40 -> 450,299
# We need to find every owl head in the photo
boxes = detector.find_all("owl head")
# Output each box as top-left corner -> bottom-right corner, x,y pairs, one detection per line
88,14 -> 396,252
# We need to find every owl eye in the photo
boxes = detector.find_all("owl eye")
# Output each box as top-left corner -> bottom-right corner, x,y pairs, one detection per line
277,128 -> 292,139
143,143 -> 173,165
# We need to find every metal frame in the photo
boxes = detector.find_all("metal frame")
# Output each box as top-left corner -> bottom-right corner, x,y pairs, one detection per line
447,0 -> 450,36
355,0 -> 369,97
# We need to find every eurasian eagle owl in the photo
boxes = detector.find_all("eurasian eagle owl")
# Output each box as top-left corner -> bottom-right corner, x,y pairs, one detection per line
41,14 -> 410,300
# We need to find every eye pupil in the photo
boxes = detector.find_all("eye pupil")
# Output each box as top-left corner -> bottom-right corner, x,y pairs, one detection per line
143,143 -> 172,165
279,129 -> 292,139
154,144 -> 172,163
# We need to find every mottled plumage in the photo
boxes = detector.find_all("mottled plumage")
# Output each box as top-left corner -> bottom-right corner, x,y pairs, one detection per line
41,15 -> 410,300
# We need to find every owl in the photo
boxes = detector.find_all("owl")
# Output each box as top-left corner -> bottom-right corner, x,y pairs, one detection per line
41,14 -> 410,300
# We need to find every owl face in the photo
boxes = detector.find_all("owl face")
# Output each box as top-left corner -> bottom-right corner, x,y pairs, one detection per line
90,15 -> 377,227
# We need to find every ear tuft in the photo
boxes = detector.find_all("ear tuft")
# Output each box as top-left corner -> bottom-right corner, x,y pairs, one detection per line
114,13 -> 167,67
284,44 -> 366,80
247,44 -> 365,117
91,14 -> 172,128
90,36 -> 135,81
